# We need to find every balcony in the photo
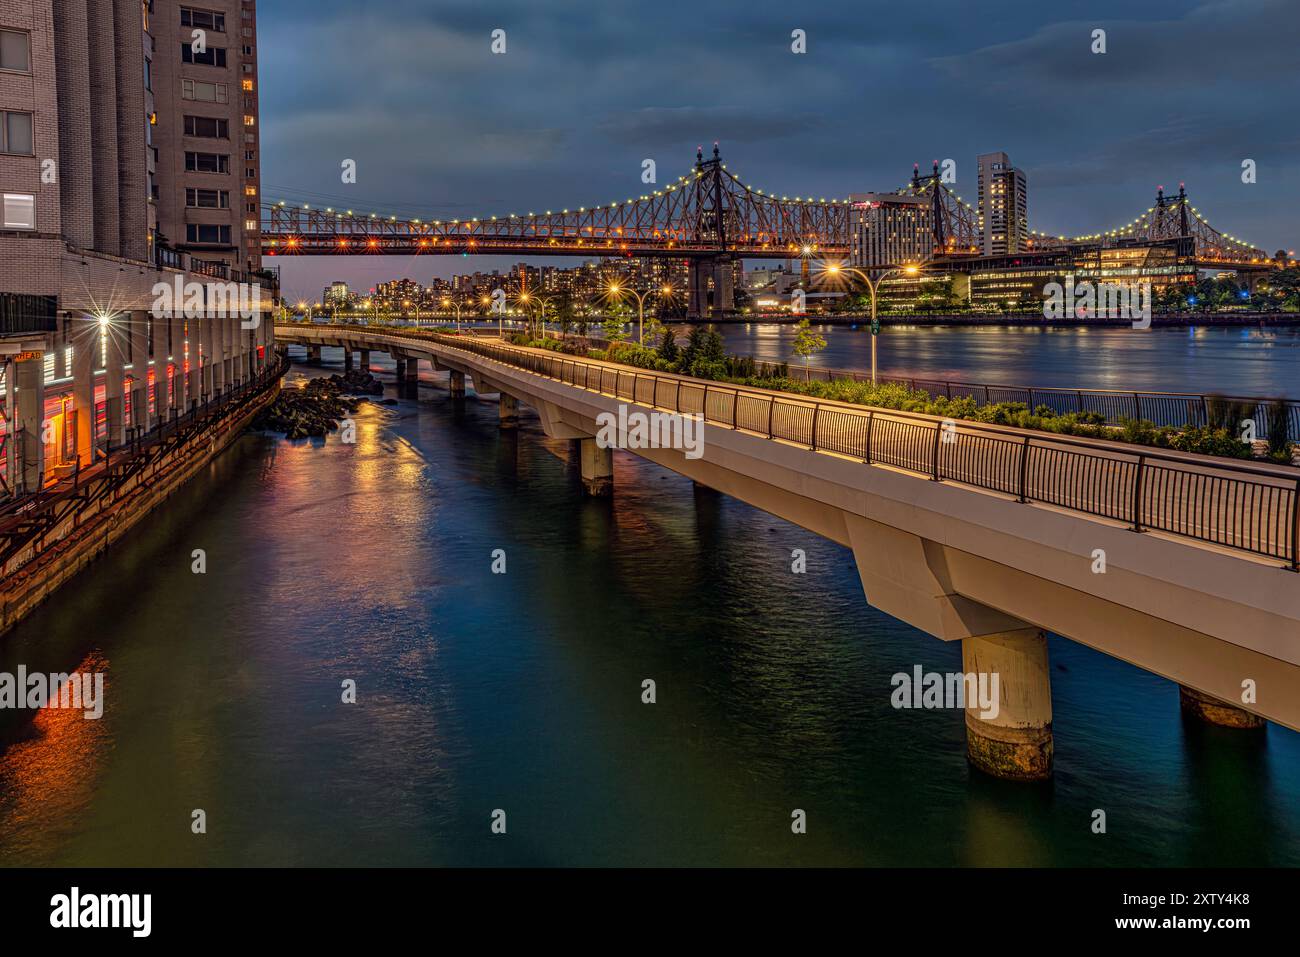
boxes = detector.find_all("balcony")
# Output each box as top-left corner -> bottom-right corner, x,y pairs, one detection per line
0,294 -> 56,337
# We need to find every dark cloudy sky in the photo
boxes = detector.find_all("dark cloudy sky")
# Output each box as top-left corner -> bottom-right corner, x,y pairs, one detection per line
259,0 -> 1300,302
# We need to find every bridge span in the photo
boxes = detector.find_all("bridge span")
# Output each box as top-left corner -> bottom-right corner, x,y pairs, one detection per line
275,322 -> 1300,780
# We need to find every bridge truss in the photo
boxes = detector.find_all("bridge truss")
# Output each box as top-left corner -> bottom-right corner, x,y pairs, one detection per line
261,149 -> 1269,268
262,146 -> 851,260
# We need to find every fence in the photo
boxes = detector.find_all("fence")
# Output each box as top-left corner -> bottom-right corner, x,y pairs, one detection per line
421,332 -> 1299,569
786,364 -> 1300,445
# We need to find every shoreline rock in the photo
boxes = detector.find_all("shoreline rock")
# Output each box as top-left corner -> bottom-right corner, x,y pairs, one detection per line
253,373 -> 379,439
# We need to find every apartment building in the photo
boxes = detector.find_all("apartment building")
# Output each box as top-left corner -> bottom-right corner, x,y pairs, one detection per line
0,0 -> 272,495
977,151 -> 1028,256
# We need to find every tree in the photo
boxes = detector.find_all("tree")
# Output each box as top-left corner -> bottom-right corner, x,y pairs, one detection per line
658,328 -> 679,364
642,314 -> 667,348
791,318 -> 826,372
602,313 -> 628,343
556,294 -> 576,339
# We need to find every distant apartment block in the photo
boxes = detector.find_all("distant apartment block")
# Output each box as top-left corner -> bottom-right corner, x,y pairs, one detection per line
849,192 -> 934,268
977,151 -> 1028,256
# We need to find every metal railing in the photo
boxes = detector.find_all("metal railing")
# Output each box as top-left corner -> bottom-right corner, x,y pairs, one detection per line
0,355 -> 288,526
408,331 -> 1297,570
782,364 -> 1300,444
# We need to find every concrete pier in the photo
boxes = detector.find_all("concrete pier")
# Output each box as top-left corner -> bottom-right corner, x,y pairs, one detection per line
449,370 -> 465,398
499,393 -> 519,429
307,344 -> 321,364
962,628 -> 1053,781
580,437 -> 613,496
1179,685 -> 1265,729
344,349 -> 354,372
403,358 -> 419,396
358,348 -> 369,372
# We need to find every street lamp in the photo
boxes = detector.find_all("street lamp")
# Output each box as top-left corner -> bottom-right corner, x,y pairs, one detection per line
606,282 -> 671,344
819,261 -> 919,385
441,296 -> 464,331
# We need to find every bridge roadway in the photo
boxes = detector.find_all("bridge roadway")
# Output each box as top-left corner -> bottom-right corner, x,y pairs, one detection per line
274,323 -> 1300,780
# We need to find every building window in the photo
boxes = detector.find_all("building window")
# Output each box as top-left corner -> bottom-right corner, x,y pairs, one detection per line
0,111 -> 33,154
185,151 -> 230,173
182,78 -> 228,103
0,29 -> 30,72
243,114 -> 255,127
183,115 -> 229,138
3,193 -> 35,230
180,8 -> 226,32
245,219 -> 257,232
186,223 -> 231,245
186,187 -> 229,209
181,44 -> 227,67
241,79 -> 254,91
144,57 -> 152,90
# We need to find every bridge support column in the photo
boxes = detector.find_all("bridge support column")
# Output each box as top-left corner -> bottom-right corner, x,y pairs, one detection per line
688,260 -> 709,320
449,370 -> 465,398
1178,685 -> 1264,729
712,257 -> 735,316
579,437 -> 613,496
499,393 -> 519,429
962,627 -> 1053,781
307,345 -> 321,365
358,349 -> 370,372
404,358 -> 419,397
344,349 -> 354,372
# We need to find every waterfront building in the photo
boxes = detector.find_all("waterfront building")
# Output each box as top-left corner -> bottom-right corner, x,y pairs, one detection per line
849,193 -> 933,268
977,151 -> 1028,256
0,1 -> 273,494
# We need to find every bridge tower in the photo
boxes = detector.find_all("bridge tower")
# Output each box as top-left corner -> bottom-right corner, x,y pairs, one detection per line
686,143 -> 738,320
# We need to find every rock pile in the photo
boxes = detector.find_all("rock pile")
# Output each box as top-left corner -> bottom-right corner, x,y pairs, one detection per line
252,377 -> 363,440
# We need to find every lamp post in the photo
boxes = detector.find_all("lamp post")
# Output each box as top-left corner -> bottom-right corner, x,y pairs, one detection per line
819,261 -> 919,385
607,282 -> 669,344
441,297 -> 465,332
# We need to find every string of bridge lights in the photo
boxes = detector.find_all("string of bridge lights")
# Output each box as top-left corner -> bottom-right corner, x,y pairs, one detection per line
266,162 -> 1264,259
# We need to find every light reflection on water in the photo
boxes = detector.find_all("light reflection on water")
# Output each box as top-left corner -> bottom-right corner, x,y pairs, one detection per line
0,345 -> 1296,866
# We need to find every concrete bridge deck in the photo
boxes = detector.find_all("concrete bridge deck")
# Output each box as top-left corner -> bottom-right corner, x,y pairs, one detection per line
274,322 -> 1300,778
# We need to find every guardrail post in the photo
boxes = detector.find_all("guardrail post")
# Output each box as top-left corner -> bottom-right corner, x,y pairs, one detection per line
767,396 -> 774,438
931,422 -> 942,480
810,403 -> 820,450
1017,435 -> 1030,502
1292,477 -> 1300,571
865,412 -> 874,464
731,389 -> 739,429
1132,454 -> 1146,532
674,380 -> 681,413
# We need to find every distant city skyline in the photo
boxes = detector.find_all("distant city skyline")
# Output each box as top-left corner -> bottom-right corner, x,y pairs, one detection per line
260,0 -> 1300,300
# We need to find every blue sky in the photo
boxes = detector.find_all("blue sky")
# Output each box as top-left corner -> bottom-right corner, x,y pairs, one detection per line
259,0 -> 1300,300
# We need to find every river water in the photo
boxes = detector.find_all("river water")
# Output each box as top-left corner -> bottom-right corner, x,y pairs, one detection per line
1,325 -> 1297,866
